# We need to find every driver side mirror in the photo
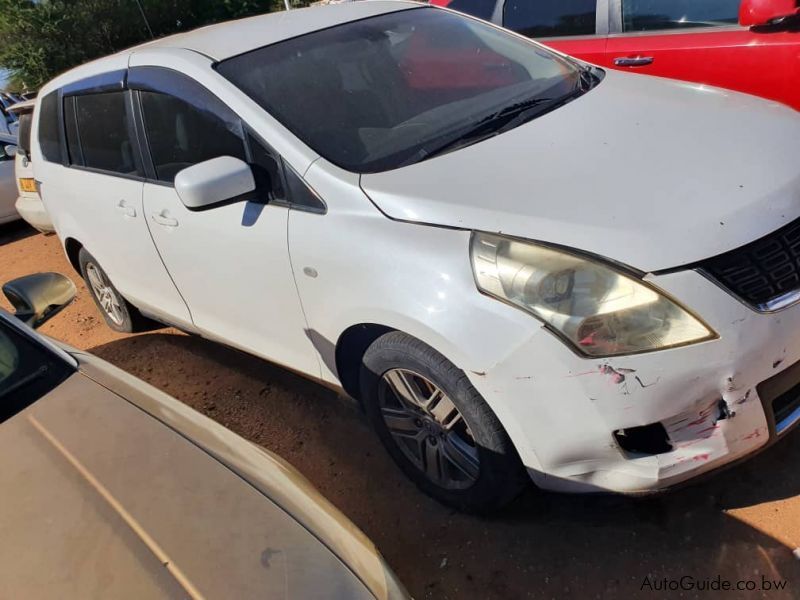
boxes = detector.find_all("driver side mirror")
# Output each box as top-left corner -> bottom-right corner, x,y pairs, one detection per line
174,156 -> 256,211
4,144 -> 17,158
739,0 -> 799,27
2,273 -> 77,329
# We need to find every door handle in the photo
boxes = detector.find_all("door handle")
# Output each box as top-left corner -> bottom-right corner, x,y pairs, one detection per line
151,210 -> 179,228
613,56 -> 654,67
116,199 -> 136,218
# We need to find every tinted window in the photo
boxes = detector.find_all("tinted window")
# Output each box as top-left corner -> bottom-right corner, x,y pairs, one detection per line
17,113 -> 32,155
284,165 -> 325,212
504,0 -> 597,37
73,92 -> 140,175
218,8 -> 579,173
140,91 -> 246,183
0,321 -> 73,423
622,0 -> 739,31
37,91 -> 61,163
447,0 -> 496,21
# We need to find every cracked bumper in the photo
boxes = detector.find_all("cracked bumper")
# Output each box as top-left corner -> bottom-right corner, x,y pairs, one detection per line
466,268 -> 800,494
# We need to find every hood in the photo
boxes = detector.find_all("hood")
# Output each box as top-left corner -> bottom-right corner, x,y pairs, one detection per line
360,69 -> 800,272
0,371 -> 384,599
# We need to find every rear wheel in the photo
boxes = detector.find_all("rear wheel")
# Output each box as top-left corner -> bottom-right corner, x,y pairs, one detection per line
78,248 -> 157,333
360,331 -> 527,513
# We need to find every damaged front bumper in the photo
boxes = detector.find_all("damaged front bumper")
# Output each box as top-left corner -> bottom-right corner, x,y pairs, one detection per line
466,268 -> 800,494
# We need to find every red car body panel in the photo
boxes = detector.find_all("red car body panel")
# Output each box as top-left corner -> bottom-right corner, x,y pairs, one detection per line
598,28 -> 800,111
430,0 -> 800,110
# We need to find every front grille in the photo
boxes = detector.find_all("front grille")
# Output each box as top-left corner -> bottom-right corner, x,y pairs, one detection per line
699,218 -> 800,310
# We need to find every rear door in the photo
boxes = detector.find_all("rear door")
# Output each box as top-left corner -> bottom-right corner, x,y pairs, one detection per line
603,0 -> 800,109
131,67 -> 320,377
39,77 -> 191,325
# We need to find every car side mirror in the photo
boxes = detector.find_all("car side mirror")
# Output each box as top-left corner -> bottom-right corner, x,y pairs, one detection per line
2,273 -> 77,329
174,156 -> 256,211
4,144 -> 16,158
739,0 -> 799,27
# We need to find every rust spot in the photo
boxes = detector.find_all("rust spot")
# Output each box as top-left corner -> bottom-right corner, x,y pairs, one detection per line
471,370 -> 486,377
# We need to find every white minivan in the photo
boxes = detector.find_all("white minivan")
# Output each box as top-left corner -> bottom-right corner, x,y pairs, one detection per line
33,2 -> 800,511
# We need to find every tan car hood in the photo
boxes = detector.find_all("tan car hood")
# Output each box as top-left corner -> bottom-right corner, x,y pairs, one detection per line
0,369 -> 383,599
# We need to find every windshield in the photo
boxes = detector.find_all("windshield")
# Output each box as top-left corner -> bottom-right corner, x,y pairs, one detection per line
217,7 -> 583,173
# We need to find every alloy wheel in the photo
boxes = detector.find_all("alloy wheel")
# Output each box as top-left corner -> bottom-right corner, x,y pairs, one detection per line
86,262 -> 125,326
379,368 -> 480,490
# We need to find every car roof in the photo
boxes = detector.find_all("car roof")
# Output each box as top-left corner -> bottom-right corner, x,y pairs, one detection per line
133,1 -> 421,61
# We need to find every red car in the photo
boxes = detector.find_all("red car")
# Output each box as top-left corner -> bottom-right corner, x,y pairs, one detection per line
429,0 -> 800,110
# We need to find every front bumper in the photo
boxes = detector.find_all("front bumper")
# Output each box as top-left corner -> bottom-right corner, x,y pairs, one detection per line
467,268 -> 800,494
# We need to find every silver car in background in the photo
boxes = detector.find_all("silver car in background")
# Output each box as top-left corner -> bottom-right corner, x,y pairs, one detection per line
0,133 -> 19,225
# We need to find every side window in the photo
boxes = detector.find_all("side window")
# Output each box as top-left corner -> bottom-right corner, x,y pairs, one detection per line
0,322 -> 73,423
140,91 -> 246,183
622,0 -> 740,32
71,92 -> 141,176
446,0 -> 497,21
37,91 -> 61,163
504,0 -> 597,38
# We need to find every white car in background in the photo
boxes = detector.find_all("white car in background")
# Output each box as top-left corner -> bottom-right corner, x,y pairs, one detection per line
31,2 -> 800,512
8,99 -> 53,232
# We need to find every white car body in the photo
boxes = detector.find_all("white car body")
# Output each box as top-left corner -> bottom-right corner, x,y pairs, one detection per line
9,99 -> 54,233
31,1 -> 800,496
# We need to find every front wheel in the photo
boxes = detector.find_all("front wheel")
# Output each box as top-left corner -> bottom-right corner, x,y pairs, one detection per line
360,331 -> 527,513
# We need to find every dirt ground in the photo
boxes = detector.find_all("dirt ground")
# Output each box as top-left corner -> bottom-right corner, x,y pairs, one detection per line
3,220 -> 800,599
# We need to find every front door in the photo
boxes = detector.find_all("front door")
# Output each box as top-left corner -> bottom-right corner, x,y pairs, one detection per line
603,0 -> 800,110
131,70 -> 320,377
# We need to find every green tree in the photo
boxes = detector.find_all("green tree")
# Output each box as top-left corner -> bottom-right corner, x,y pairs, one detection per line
0,0 -> 286,91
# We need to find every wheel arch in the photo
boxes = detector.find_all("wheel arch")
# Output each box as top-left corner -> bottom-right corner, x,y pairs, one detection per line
64,237 -> 83,274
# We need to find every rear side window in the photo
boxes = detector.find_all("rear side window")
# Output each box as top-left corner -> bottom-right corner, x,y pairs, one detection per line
140,91 -> 246,183
446,0 -> 496,21
72,92 -> 141,175
17,113 -> 32,155
622,0 -> 740,32
504,0 -> 597,37
37,91 -> 61,163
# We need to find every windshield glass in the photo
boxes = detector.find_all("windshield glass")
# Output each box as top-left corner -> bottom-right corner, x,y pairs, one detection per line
217,7 -> 582,173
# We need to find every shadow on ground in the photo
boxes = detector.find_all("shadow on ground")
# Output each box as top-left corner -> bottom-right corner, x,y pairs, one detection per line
0,221 -> 37,246
90,332 -> 800,599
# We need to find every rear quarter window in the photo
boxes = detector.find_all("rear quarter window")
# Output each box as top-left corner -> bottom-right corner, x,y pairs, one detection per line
37,91 -> 61,163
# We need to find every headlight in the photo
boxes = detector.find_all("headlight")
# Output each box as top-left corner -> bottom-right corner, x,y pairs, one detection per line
470,232 -> 716,357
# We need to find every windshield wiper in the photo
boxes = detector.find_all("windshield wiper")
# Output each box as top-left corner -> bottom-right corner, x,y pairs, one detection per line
400,68 -> 601,167
398,96 -> 555,166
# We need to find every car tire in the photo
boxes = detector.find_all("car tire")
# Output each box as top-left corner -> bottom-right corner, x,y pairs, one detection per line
78,248 -> 157,333
360,331 -> 527,513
